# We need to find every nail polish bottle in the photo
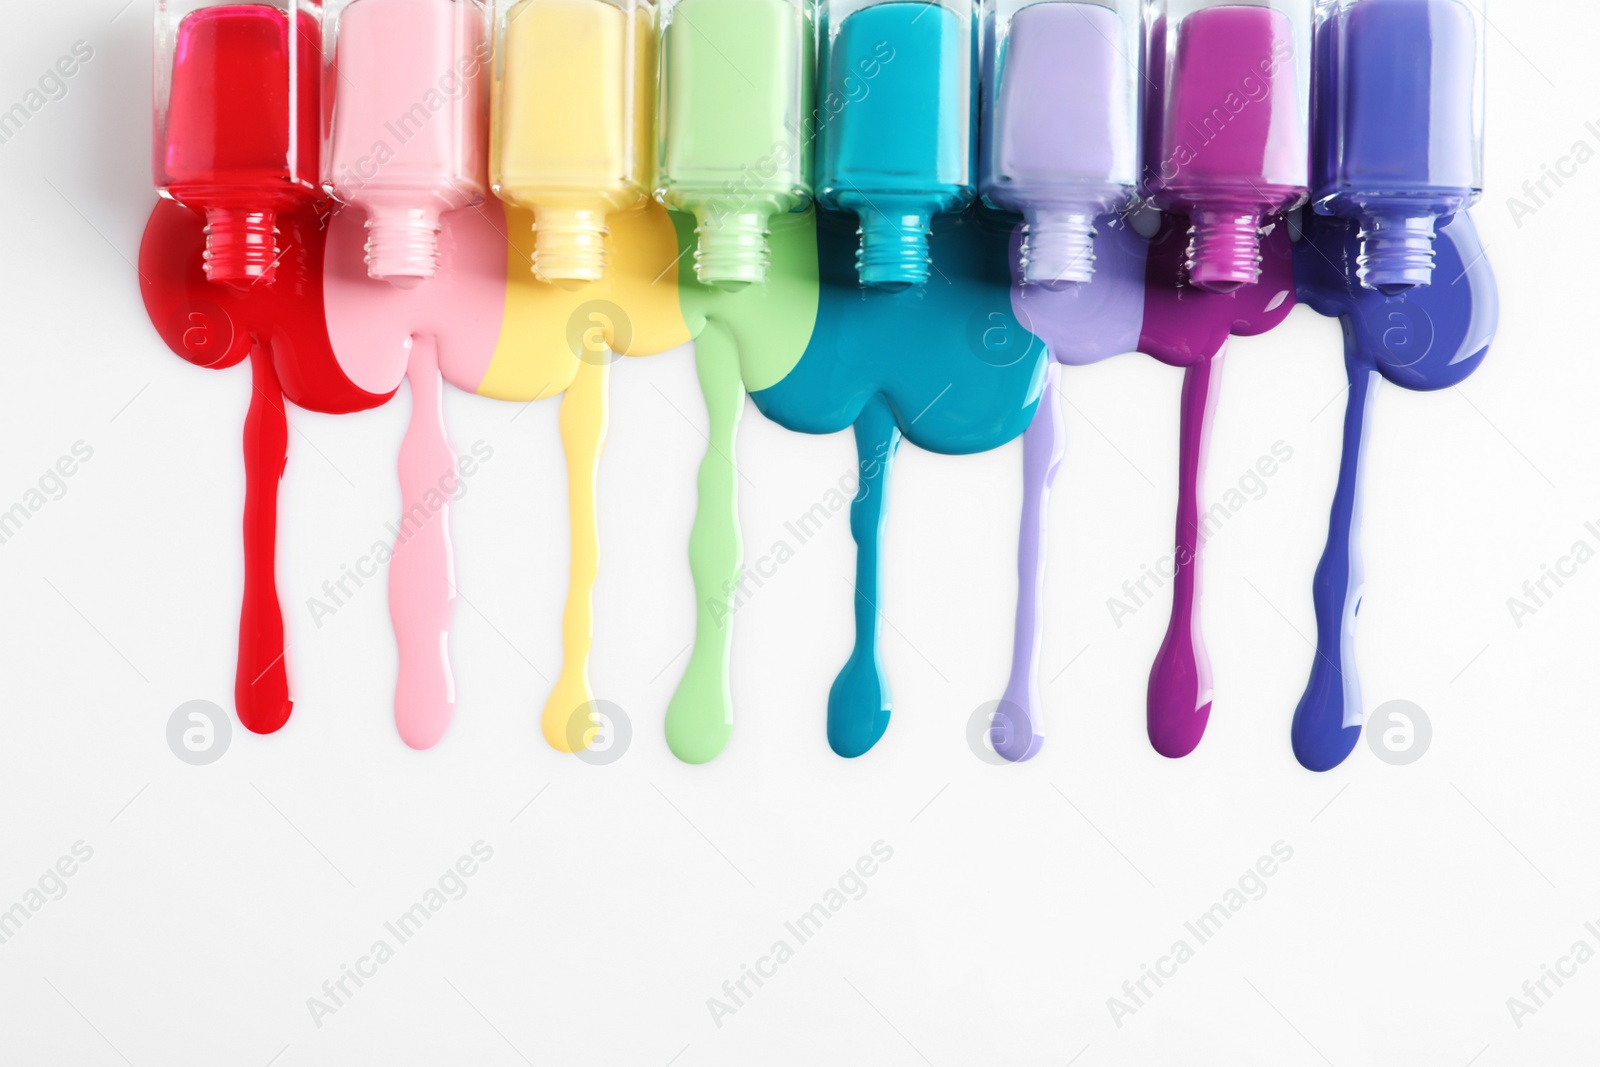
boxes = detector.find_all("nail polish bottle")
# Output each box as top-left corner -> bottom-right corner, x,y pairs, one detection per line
155,0 -> 323,288
980,0 -> 1140,288
491,0 -> 656,289
817,0 -> 977,290
656,0 -> 813,291
1312,0 -> 1483,293
324,0 -> 490,288
1146,0 -> 1311,293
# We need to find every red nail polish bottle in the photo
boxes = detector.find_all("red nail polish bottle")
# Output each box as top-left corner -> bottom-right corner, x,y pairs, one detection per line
155,1 -> 323,288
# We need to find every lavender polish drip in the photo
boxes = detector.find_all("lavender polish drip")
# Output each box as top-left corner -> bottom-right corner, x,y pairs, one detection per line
993,362 -> 1064,762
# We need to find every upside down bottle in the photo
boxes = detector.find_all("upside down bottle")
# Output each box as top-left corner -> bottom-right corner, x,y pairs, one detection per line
323,0 -> 490,288
1312,0 -> 1484,293
155,0 -> 324,288
1146,0 -> 1312,293
980,0 -> 1141,288
655,0 -> 813,291
491,0 -> 656,288
817,0 -> 977,290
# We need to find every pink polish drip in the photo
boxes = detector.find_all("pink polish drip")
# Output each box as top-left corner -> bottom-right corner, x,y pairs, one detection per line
390,335 -> 458,748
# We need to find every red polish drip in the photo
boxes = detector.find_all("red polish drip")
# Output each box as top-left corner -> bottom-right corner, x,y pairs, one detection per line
140,196 -> 395,733
239,341 -> 293,732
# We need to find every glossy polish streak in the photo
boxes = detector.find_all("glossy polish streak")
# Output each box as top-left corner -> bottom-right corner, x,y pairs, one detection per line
748,209 -> 1046,758
140,200 -> 395,733
1290,211 -> 1495,770
1138,217 -> 1296,757
391,337 -> 458,749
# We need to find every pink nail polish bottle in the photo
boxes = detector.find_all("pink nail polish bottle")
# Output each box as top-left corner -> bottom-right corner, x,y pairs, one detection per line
324,0 -> 490,288
155,0 -> 323,288
1146,0 -> 1312,292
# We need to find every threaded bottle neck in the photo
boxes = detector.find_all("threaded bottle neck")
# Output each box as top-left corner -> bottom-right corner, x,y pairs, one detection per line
203,208 -> 281,289
857,209 -> 932,291
532,207 -> 609,289
1186,209 -> 1263,293
364,206 -> 444,290
1359,214 -> 1438,294
694,208 -> 771,292
1023,209 -> 1098,289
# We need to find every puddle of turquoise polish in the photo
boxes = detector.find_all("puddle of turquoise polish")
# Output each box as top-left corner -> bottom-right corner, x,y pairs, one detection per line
1135,215 -> 1298,760
749,207 -> 1049,758
1290,211 -> 1496,772
991,220 -> 1149,762
662,208 -> 821,764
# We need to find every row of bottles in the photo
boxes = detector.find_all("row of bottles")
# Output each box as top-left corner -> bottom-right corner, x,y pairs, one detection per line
154,0 -> 1484,295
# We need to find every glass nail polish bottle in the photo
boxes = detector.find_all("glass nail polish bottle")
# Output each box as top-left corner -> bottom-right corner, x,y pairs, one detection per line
491,0 -> 656,289
1312,0 -> 1483,293
155,0 -> 324,288
1146,0 -> 1312,293
324,0 -> 490,288
980,0 -> 1141,288
817,0 -> 977,290
656,0 -> 813,291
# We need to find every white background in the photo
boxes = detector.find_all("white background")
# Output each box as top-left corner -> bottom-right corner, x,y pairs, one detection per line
2,2 -> 1595,1064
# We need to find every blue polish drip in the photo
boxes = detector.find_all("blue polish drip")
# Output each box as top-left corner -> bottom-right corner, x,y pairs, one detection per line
1291,210 -> 1497,772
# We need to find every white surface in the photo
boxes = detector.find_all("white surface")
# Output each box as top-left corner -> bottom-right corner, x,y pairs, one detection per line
1,3 -> 1596,1065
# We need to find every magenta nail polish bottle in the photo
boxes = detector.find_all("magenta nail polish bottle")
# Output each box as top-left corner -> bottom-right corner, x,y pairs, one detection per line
980,0 -> 1141,288
1312,0 -> 1484,294
1146,0 -> 1312,293
323,0 -> 491,288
